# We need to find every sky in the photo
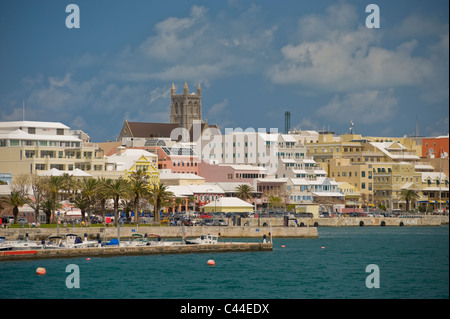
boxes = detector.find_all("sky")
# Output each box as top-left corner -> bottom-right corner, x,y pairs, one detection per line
0,0 -> 448,142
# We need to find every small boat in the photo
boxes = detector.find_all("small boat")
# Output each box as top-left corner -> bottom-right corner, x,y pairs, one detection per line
0,237 -> 14,251
10,239 -> 44,250
186,234 -> 219,245
64,234 -> 100,248
42,236 -> 65,249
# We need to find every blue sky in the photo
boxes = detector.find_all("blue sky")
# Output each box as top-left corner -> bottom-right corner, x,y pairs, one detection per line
0,0 -> 448,142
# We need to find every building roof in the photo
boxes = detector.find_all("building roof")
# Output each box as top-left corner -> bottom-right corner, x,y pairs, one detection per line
0,129 -> 81,142
202,197 -> 254,208
123,121 -> 180,139
0,121 -> 70,130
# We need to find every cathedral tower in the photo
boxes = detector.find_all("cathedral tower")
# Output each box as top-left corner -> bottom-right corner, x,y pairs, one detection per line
170,82 -> 203,131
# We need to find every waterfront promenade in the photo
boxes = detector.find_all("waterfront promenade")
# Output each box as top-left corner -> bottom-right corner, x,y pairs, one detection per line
0,215 -> 447,242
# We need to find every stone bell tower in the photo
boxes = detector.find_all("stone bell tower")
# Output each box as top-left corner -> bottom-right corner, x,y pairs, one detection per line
170,82 -> 203,131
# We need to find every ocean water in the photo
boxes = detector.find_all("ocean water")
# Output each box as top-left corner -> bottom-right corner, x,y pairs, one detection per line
0,226 -> 448,299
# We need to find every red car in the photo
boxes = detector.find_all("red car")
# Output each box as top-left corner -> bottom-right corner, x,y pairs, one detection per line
199,214 -> 212,219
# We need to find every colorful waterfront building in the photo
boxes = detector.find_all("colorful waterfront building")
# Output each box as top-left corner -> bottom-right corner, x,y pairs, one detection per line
105,147 -> 159,183
0,121 -> 106,177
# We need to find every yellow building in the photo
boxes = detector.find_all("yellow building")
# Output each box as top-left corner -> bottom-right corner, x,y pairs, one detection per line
337,181 -> 362,208
372,162 -> 423,210
0,121 -> 106,177
329,158 -> 374,206
306,133 -> 421,174
420,172 -> 449,211
105,147 -> 159,183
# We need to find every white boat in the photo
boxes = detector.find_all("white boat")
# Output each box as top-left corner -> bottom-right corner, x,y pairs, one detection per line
186,234 -> 219,245
120,234 -> 182,247
10,239 -> 44,250
64,234 -> 101,248
0,237 -> 14,251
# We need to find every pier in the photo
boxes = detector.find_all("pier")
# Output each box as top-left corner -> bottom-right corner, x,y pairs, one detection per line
0,242 -> 273,261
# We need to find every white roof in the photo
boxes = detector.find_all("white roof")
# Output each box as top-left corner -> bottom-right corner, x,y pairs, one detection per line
312,192 -> 345,197
166,185 -> 194,197
0,129 -> 81,142
186,184 -> 225,194
202,197 -> 254,208
292,170 -> 307,174
214,182 -> 252,193
281,134 -> 296,142
224,164 -> 267,172
421,172 -> 448,182
314,169 -> 328,175
302,159 -> 316,164
0,121 -> 70,129
160,172 -> 204,180
38,168 -> 92,177
281,159 -> 296,163
290,178 -> 310,185
414,164 -> 435,171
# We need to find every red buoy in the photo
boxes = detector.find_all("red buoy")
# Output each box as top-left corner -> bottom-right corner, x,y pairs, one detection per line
36,267 -> 46,275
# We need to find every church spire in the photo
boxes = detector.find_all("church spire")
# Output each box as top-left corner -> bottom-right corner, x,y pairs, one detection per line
184,82 -> 189,95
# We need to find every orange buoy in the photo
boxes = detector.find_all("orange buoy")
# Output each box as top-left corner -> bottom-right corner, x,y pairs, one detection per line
207,259 -> 215,266
321,246 -> 326,249
86,258 -> 91,261
36,267 -> 46,275
281,245 -> 285,248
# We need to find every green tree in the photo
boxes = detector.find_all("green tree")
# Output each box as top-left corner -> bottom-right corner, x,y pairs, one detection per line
105,178 -> 131,226
0,191 -> 26,223
269,195 -> 282,209
236,184 -> 254,201
149,183 -> 173,224
399,189 -> 420,212
79,178 -> 99,222
43,176 -> 64,223
128,170 -> 150,225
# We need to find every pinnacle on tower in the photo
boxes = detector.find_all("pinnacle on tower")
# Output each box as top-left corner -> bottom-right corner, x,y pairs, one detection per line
171,82 -> 175,95
184,82 -> 189,95
197,83 -> 201,95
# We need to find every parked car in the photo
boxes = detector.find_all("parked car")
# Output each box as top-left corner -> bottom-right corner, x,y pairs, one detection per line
182,219 -> 194,226
212,219 -> 227,226
200,219 -> 213,226
17,218 -> 28,224
199,214 -> 212,219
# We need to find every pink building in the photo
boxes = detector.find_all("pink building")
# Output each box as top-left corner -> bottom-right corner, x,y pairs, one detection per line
198,162 -> 267,184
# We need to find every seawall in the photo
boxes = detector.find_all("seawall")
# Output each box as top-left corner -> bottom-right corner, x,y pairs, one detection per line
0,242 -> 273,262
0,225 -> 318,241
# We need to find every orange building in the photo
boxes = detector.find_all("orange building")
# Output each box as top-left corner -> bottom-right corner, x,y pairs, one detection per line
422,136 -> 449,159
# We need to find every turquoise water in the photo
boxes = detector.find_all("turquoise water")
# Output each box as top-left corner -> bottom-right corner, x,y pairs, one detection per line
0,226 -> 448,299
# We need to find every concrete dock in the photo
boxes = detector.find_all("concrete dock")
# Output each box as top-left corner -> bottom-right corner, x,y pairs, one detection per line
0,242 -> 273,261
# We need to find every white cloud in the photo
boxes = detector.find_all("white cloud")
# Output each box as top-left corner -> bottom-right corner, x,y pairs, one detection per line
315,89 -> 398,125
268,3 -> 441,93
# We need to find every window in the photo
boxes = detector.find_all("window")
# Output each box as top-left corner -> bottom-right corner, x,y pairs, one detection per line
28,127 -> 36,134
56,128 -> 64,135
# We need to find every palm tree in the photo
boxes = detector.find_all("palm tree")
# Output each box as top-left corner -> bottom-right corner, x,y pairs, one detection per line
0,191 -> 26,223
128,170 -> 150,225
79,178 -> 99,223
94,177 -> 112,223
43,176 -> 64,223
399,189 -> 420,212
105,178 -> 131,226
148,182 -> 173,224
236,184 -> 254,201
